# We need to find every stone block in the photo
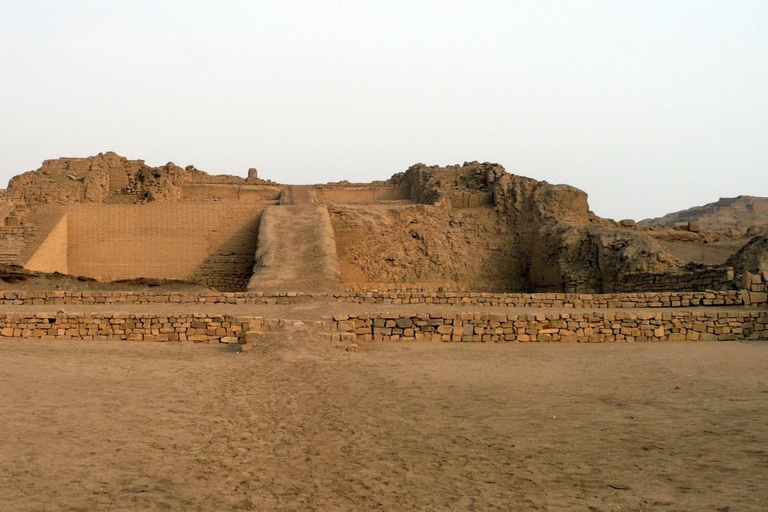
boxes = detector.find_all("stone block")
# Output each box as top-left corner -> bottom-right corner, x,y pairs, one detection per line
245,331 -> 264,344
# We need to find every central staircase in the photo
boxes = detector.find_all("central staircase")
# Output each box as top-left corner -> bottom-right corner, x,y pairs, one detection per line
247,187 -> 344,293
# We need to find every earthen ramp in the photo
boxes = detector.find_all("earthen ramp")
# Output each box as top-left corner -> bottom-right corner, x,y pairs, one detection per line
247,201 -> 344,293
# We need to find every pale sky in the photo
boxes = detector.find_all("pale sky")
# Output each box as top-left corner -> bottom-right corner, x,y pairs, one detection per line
1,1 -> 766,220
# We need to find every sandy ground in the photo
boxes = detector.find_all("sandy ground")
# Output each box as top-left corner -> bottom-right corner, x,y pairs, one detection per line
1,332 -> 767,511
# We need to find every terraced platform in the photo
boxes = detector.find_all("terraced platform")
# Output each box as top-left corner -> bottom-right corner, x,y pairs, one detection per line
1,291 -> 766,347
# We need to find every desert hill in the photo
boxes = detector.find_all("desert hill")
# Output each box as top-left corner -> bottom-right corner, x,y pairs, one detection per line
639,196 -> 768,233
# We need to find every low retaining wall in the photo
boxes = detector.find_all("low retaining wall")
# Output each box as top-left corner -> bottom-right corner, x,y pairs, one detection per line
333,290 -> 768,308
0,312 -> 250,343
0,290 -> 766,308
608,267 -> 736,293
329,310 -> 768,343
1,309 -> 766,344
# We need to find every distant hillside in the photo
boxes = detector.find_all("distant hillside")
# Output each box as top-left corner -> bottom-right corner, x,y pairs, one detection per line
639,196 -> 768,231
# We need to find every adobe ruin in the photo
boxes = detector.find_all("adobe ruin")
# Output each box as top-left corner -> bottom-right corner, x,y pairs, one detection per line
0,152 -> 766,347
1,151 -> 765,295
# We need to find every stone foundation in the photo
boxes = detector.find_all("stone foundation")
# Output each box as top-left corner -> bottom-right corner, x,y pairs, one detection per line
0,305 -> 766,345
329,310 -> 768,343
0,312 -> 250,343
0,289 -> 765,308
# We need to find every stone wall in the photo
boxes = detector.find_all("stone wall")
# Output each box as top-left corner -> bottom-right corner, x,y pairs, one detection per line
329,310 -> 768,343
608,267 -> 736,293
24,213 -> 68,274
0,290 -> 765,309
1,309 -> 765,344
0,312 -> 249,343
333,290 -> 767,308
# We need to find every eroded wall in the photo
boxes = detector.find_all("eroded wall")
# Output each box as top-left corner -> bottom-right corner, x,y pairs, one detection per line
67,203 -> 265,290
329,204 -> 522,291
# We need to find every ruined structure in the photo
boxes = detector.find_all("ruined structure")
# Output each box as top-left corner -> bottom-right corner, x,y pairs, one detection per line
0,152 -> 767,347
1,152 -> 766,294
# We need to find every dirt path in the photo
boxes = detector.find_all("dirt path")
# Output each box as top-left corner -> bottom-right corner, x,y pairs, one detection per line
247,205 -> 345,294
0,334 -> 766,510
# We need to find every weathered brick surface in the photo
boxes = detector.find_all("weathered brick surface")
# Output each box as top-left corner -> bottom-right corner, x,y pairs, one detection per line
66,202 -> 266,291
0,290 -> 765,308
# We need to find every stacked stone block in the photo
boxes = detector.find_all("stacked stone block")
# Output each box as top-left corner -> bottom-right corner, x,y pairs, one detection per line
0,290 -> 764,308
329,310 -> 768,343
609,267 -> 736,293
0,312 -> 249,343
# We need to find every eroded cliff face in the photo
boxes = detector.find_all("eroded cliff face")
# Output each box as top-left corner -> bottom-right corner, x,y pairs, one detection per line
331,161 -> 684,292
490,168 -> 680,292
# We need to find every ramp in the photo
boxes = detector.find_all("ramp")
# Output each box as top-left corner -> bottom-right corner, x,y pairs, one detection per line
247,201 -> 344,293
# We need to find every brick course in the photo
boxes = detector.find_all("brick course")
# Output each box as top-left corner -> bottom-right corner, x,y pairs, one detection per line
1,289 -> 764,308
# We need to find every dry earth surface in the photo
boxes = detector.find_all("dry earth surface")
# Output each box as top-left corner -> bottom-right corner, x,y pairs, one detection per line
1,332 -> 767,511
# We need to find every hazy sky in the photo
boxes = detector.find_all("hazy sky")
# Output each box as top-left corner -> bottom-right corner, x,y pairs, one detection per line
1,1 -> 766,220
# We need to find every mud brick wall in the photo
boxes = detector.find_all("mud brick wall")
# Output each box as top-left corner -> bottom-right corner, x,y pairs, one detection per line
66,202 -> 266,291
314,186 -> 410,204
330,310 -> 768,343
0,312 -> 250,343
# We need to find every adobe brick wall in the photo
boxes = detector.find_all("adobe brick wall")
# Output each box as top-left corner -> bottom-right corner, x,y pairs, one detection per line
180,183 -> 281,202
66,203 -> 266,290
330,310 -> 768,343
314,187 -> 410,204
24,213 -> 68,274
